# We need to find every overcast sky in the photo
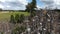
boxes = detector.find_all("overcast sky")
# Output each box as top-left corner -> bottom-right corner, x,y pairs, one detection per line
0,0 -> 60,10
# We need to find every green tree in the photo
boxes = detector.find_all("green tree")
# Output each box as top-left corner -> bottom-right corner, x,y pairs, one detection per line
25,0 -> 36,12
25,3 -> 31,12
31,0 -> 36,11
25,0 -> 36,17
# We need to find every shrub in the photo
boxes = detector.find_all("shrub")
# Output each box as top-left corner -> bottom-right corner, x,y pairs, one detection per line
11,25 -> 26,34
10,14 -> 25,24
15,14 -> 19,23
10,15 -> 16,24
19,14 -> 25,23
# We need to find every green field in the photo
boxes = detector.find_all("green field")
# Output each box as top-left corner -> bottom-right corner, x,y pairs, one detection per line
0,11 -> 30,21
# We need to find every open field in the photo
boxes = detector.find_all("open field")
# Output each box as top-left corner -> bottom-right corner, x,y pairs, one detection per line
0,11 -> 30,21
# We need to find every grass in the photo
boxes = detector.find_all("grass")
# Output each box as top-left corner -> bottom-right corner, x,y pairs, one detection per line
0,11 -> 30,21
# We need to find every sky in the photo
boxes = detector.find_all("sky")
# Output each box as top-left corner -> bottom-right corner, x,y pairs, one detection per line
0,0 -> 60,10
